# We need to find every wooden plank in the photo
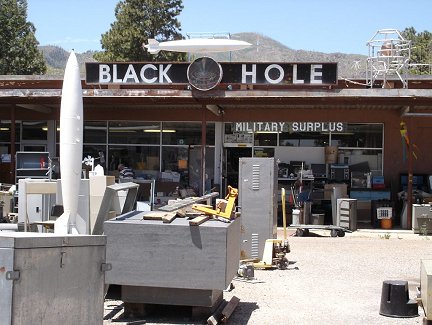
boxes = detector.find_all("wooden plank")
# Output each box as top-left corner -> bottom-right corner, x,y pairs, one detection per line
193,203 -> 213,209
142,211 -> 165,220
175,209 -> 187,218
26,181 -> 57,194
189,215 -> 210,226
157,192 -> 219,212
221,296 -> 240,323
207,300 -> 228,325
162,212 -> 177,223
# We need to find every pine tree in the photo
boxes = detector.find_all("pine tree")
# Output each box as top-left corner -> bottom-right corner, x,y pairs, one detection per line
402,27 -> 432,75
0,0 -> 46,74
94,0 -> 186,62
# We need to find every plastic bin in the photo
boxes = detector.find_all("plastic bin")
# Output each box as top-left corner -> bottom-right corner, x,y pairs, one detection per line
380,218 -> 392,229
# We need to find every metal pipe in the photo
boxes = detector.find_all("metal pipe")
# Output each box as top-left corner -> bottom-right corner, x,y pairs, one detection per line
402,113 -> 432,117
281,188 -> 287,240
407,117 -> 413,230
201,105 -> 207,196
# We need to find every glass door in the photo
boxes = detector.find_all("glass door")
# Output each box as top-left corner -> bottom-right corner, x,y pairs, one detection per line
223,147 -> 252,194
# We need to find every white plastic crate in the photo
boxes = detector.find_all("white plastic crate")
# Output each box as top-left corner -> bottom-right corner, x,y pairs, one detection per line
377,207 -> 392,219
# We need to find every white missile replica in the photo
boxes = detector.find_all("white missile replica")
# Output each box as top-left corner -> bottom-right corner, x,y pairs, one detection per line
144,38 -> 252,54
54,51 -> 83,234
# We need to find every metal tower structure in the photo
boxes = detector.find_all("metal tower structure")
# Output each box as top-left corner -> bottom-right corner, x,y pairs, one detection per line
366,29 -> 411,88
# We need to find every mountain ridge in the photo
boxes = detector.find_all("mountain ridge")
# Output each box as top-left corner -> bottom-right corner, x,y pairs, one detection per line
39,32 -> 367,78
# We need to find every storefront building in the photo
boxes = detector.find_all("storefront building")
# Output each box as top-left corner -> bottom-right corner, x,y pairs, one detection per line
1,60 -> 431,227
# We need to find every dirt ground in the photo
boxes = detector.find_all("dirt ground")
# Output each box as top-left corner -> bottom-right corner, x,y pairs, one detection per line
103,228 -> 431,325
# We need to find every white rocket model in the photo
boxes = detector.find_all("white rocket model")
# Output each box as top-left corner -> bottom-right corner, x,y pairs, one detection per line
54,51 -> 83,234
144,38 -> 251,54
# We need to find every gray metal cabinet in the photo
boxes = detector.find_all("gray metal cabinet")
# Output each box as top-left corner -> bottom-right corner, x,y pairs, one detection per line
239,157 -> 277,260
104,212 -> 240,307
336,198 -> 358,231
0,233 -> 106,325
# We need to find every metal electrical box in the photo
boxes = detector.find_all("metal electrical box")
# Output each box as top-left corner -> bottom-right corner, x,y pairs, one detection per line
0,233 -> 107,325
239,157 -> 277,260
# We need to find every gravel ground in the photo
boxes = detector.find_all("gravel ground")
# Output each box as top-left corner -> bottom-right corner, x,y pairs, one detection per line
103,228 -> 431,325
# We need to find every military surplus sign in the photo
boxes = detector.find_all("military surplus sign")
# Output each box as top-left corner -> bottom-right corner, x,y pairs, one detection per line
232,122 -> 346,133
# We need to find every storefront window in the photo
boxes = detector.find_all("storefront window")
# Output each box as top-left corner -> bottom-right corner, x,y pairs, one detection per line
254,133 -> 277,146
0,122 -> 20,160
337,149 -> 383,173
279,131 -> 329,147
331,124 -> 383,148
22,121 -> 47,140
254,147 -> 275,157
161,145 -> 215,194
83,144 -> 107,170
162,146 -> 188,187
108,121 -> 161,144
84,121 -> 107,144
0,121 -> 20,143
224,123 -> 253,145
223,122 -> 384,176
162,122 -> 215,145
107,145 -> 160,179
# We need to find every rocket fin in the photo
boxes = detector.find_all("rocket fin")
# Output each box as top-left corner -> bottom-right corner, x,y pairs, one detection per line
54,212 -> 69,234
68,213 -> 82,234
144,39 -> 160,54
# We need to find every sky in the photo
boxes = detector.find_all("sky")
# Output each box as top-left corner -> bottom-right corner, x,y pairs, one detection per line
27,0 -> 431,55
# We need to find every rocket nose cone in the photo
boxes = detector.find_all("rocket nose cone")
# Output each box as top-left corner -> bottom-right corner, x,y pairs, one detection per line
65,51 -> 79,71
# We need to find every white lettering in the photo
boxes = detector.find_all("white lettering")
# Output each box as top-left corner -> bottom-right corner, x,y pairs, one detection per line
337,122 -> 344,132
307,122 -> 314,132
311,64 -> 323,84
246,122 -> 253,132
256,122 -> 263,132
314,122 -> 320,131
271,122 -> 278,132
329,122 -> 336,132
264,123 -> 271,132
235,123 -> 243,132
293,64 -> 304,84
242,64 -> 256,83
140,64 -> 158,83
322,123 -> 328,132
113,64 -> 122,83
299,123 -> 306,132
99,64 -> 111,83
159,64 -> 172,83
123,64 -> 139,83
264,64 -> 284,84
292,122 -> 298,132
279,122 -> 285,132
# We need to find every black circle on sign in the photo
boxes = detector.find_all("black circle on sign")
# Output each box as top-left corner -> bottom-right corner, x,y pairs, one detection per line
187,57 -> 223,91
